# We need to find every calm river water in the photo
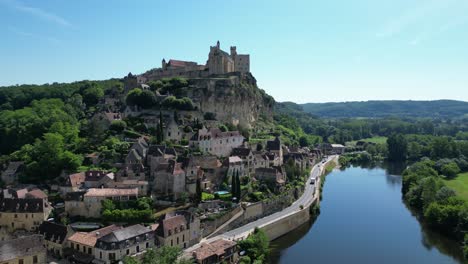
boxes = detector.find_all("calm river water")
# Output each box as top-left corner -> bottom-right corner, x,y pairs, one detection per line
269,164 -> 464,264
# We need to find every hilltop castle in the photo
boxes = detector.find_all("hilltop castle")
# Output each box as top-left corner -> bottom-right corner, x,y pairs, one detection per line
138,41 -> 250,83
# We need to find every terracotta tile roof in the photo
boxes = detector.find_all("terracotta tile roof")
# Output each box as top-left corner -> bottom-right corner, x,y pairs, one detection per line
26,189 -> 48,199
67,225 -> 122,247
162,215 -> 187,234
192,239 -> 236,262
168,59 -> 196,68
84,188 -> 138,197
15,188 -> 28,199
228,156 -> 243,163
68,172 -> 85,188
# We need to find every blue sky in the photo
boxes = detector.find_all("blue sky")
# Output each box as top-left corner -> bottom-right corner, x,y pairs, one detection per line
1,0 -> 467,103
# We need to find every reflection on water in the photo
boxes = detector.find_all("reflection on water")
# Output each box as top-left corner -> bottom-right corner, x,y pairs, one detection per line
269,165 -> 464,264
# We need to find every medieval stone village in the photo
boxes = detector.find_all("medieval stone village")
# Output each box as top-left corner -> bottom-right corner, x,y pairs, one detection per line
0,42 -> 342,264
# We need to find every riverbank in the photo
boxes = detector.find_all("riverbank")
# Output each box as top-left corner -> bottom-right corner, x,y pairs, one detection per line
269,164 -> 464,264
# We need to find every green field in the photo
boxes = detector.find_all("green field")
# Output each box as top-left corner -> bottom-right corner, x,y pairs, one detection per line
347,136 -> 388,145
444,172 -> 468,202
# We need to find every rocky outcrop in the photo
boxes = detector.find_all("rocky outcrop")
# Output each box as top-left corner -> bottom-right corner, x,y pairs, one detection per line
187,72 -> 274,128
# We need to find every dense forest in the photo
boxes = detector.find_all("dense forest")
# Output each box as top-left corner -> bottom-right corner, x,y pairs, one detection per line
300,100 -> 468,118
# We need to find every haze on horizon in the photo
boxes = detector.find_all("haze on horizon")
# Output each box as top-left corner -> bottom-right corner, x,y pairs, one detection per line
1,0 -> 468,103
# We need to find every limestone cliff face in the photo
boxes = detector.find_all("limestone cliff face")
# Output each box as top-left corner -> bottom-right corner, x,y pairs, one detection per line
187,73 -> 274,128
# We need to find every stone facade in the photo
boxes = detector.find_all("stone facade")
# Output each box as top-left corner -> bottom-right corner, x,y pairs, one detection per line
190,127 -> 244,157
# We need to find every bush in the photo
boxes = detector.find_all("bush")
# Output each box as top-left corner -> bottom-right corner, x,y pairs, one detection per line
161,96 -> 194,110
204,112 -> 216,120
109,120 -> 127,132
201,192 -> 214,201
441,162 -> 461,178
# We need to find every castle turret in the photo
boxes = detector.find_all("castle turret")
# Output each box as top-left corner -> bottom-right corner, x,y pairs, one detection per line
162,58 -> 167,70
216,40 -> 220,49
230,46 -> 237,57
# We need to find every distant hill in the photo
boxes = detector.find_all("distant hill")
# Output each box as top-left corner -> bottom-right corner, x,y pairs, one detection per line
299,100 -> 468,118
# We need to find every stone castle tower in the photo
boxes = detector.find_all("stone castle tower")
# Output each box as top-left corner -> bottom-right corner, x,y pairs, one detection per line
206,41 -> 250,75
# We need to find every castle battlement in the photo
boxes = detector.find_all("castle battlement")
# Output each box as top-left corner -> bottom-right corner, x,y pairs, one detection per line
137,41 -> 250,83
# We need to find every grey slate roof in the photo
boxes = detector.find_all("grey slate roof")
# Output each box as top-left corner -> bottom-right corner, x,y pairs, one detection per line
0,235 -> 45,261
38,221 -> 68,244
0,197 -> 45,213
98,224 -> 151,243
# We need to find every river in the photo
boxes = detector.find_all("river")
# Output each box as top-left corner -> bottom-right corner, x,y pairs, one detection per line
269,164 -> 464,264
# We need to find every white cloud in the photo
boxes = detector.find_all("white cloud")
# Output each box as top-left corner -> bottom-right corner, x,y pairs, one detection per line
1,0 -> 71,27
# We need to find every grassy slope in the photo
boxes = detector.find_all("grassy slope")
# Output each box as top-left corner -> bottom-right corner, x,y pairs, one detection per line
347,136 -> 388,145
444,172 -> 468,202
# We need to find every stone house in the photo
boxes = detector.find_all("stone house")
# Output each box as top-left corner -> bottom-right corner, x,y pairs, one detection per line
266,136 -> 283,165
107,180 -> 149,196
83,171 -> 115,189
184,155 -> 223,187
331,144 -> 346,155
0,197 -> 52,233
92,112 -> 122,129
284,152 -> 309,171
231,147 -> 254,175
190,127 -> 244,157
60,172 -> 86,195
38,221 -> 69,258
147,145 -> 177,179
253,152 -> 270,171
66,224 -> 123,263
94,224 -> 155,264
0,234 -> 46,264
1,161 -> 24,185
191,239 -> 237,264
224,156 -> 245,178
153,160 -> 186,200
64,188 -> 138,218
254,167 -> 287,191
155,211 -> 201,249
126,138 -> 149,165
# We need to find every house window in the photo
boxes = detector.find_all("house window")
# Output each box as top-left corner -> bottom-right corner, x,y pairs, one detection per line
126,249 -> 130,255
146,242 -> 149,248
182,234 -> 185,242
177,237 -> 179,244
19,259 -> 24,264
100,252 -> 102,259
109,253 -> 116,261
136,246 -> 140,252
33,256 -> 38,264
171,240 -> 173,246
88,248 -> 92,254
14,214 -> 17,218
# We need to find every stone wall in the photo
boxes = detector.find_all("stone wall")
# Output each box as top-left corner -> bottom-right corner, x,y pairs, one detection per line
201,206 -> 242,237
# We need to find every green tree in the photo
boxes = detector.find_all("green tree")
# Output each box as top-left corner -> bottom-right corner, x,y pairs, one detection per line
238,228 -> 270,263
387,133 -> 408,161
81,83 -> 104,106
235,171 -> 241,202
126,88 -> 156,109
231,171 -> 237,201
441,162 -> 461,179
109,120 -> 127,133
